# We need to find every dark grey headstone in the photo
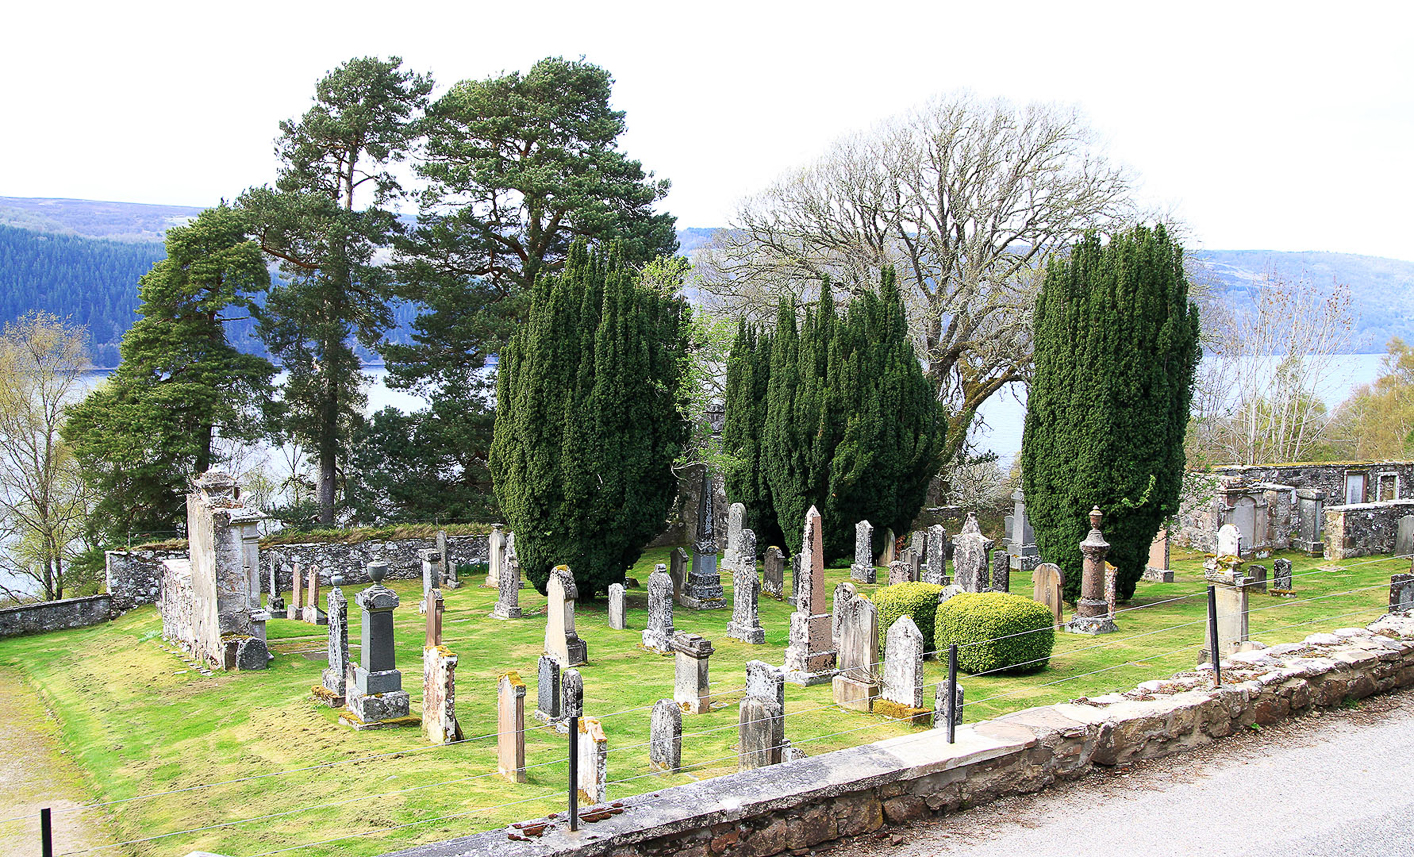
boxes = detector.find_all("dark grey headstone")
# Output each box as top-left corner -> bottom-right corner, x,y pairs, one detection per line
1273,557 -> 1293,591
562,668 -> 584,718
990,549 -> 1010,593
235,637 -> 269,671
649,698 -> 682,772
762,547 -> 785,600
1397,516 -> 1414,559
1390,573 -> 1414,613
537,655 -> 561,720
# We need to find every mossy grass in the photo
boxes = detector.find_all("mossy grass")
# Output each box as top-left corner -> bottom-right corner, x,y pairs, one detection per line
0,545 -> 1399,856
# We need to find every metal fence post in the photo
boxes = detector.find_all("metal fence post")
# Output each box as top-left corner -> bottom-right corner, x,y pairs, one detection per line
41,807 -> 52,857
567,715 -> 579,831
946,644 -> 958,744
1207,584 -> 1222,687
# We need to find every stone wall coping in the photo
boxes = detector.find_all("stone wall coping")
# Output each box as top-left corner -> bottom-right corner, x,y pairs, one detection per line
1327,498 -> 1414,512
0,593 -> 113,617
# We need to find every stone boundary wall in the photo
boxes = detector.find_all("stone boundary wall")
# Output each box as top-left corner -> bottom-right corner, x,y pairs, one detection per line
378,612 -> 1414,857
1325,499 -> 1414,560
106,547 -> 187,613
0,594 -> 114,638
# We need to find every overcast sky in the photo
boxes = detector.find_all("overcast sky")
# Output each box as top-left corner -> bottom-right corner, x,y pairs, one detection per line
3,1 -> 1409,259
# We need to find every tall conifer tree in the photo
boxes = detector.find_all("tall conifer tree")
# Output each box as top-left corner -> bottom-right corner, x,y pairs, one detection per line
1021,225 -> 1200,602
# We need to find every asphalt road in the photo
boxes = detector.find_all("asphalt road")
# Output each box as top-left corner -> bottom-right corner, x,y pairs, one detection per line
829,687 -> 1414,857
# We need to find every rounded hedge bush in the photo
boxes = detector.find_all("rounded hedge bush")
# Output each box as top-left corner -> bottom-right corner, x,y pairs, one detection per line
935,592 -> 1055,674
871,582 -> 943,654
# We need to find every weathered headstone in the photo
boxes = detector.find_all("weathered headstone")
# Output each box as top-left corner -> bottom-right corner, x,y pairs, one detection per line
1390,573 -> 1414,613
787,554 -> 801,607
317,575 -> 349,706
642,564 -> 676,654
669,547 -> 688,604
344,561 -> 412,727
1104,562 -> 1118,618
534,655 -> 561,724
491,550 -> 522,620
1213,576 -> 1250,653
851,519 -> 876,583
924,524 -> 948,585
1143,527 -> 1175,582
887,560 -> 910,586
608,583 -> 627,630
683,469 -> 726,609
932,681 -> 964,730
496,672 -> 527,782
1068,508 -> 1117,635
562,668 -> 584,719
1033,562 -> 1065,627
903,547 -> 921,581
878,528 -> 897,566
762,546 -> 785,600
487,525 -> 505,588
439,530 -> 458,589
303,566 -> 326,625
738,696 -> 783,770
1003,514 -> 1014,551
951,513 -> 992,592
938,582 -> 963,604
723,502 -> 746,576
649,698 -> 682,773
1009,489 -> 1040,571
990,549 -> 1010,593
1396,516 -> 1414,559
726,529 -> 766,644
419,547 -> 443,612
910,530 -> 927,565
876,615 -> 928,724
831,581 -> 857,649
424,589 -> 444,647
783,506 -> 838,685
746,660 -> 786,712
831,589 -> 879,711
1217,522 -> 1242,558
1295,488 -> 1326,556
288,562 -> 302,620
672,632 -> 714,714
268,559 -> 284,614
576,717 -> 608,804
1247,564 -> 1269,594
544,566 -> 587,666
1272,557 -> 1294,593
422,639 -> 460,745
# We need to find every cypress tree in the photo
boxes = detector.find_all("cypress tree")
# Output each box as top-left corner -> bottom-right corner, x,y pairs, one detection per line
489,240 -> 690,596
1021,225 -> 1200,603
723,320 -> 782,550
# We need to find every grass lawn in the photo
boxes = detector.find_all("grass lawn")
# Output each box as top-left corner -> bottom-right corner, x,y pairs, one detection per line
0,546 -> 1402,856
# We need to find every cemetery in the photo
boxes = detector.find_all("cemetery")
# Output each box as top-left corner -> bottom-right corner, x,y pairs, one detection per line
0,489 -> 1409,857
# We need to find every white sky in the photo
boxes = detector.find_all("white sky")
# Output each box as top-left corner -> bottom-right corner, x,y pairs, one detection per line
3,0 -> 1410,259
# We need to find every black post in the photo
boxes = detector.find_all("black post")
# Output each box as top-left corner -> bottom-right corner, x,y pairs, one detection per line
568,715 -> 579,831
1207,584 -> 1222,687
946,644 -> 958,744
41,807 -> 52,857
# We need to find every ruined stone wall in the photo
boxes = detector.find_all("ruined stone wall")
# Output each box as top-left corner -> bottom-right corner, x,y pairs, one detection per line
0,595 -> 114,638
1209,462 -> 1414,503
379,612 -> 1414,857
1325,499 -> 1414,560
106,547 -> 186,612
157,559 -> 197,656
264,535 -> 489,587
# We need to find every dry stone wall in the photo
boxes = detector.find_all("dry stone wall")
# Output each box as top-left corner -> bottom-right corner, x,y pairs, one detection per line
0,595 -> 114,638
1324,499 -> 1414,559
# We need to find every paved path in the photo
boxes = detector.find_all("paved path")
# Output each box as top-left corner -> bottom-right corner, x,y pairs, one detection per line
0,668 -> 106,857
831,687 -> 1414,857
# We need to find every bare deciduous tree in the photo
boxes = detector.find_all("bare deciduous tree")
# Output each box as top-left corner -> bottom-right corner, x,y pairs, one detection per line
695,92 -> 1134,463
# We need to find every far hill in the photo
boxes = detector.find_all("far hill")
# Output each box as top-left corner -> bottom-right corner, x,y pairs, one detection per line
0,197 -> 203,243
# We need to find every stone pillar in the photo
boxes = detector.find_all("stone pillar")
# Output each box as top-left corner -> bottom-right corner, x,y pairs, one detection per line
850,519 -> 875,583
990,549 -> 1010,593
726,529 -> 766,644
534,655 -> 561,724
1033,562 -> 1065,627
746,660 -> 786,711
317,575 -> 349,706
762,547 -> 785,600
1214,580 -> 1250,651
288,562 -> 302,621
933,681 -> 964,730
831,589 -> 879,711
576,717 -> 608,804
783,506 -> 838,685
669,548 -> 688,604
1104,563 -> 1118,617
924,524 -> 948,586
1273,557 -> 1294,593
345,562 -> 411,727
683,470 -> 726,610
1068,507 -> 1117,635
952,513 -> 992,592
723,502 -> 745,577
423,644 -> 460,745
673,632 -> 714,714
545,566 -> 587,666
876,615 -> 929,724
487,524 -> 505,588
738,696 -> 783,770
649,698 -> 682,773
642,564 -> 675,654
608,583 -> 626,630
491,550 -> 522,620
496,671 -> 527,782
424,589 -> 444,648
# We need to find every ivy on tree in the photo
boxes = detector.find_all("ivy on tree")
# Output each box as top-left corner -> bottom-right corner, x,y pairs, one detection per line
489,241 -> 690,597
1021,225 -> 1200,603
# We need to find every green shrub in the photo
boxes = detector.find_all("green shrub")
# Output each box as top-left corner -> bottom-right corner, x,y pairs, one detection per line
935,592 -> 1055,674
872,582 -> 943,654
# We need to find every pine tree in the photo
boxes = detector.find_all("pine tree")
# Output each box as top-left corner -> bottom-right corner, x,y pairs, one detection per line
489,241 -> 690,596
1021,225 -> 1200,603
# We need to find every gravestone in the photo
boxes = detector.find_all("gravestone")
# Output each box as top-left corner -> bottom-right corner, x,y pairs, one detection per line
783,506 -> 838,685
887,560 -> 910,586
487,524 -> 505,588
738,696 -> 783,770
910,530 -> 928,565
420,547 -> 443,612
344,562 -> 412,728
303,566 -> 327,625
669,548 -> 688,604
924,524 -> 948,585
649,699 -> 682,773
439,530 -> 458,588
608,583 -> 627,630
1009,489 -> 1040,571
1104,562 -> 1118,617
534,655 -> 561,724
1143,527 -> 1175,582
672,632 -> 714,714
1213,576 -> 1250,653
576,717 -> 608,804
317,575 -> 349,706
831,581 -> 857,649
424,589 -> 444,648
877,528 -> 896,566
1294,488 -> 1326,556
1390,573 -> 1414,613
496,672 -> 527,782
268,559 -> 284,614
933,681 -> 964,730
562,668 -> 584,719
951,513 -> 992,592
1247,564 -> 1269,594
726,529 -> 766,644
903,547 -> 921,581
1217,522 -> 1242,558
938,583 -> 963,604
642,564 -> 676,654
851,519 -> 876,583
723,502 -> 746,576
1003,515 -> 1014,552
1272,557 -> 1294,593
288,562 -> 302,620
422,635 -> 460,745
990,549 -> 1010,593
683,469 -> 726,609
788,554 -> 801,607
746,660 -> 786,711
831,590 -> 879,711
491,550 -> 522,619
545,566 -> 587,667
762,547 -> 785,600
876,615 -> 928,724
1068,508 -> 1117,635
1397,516 -> 1414,559
1033,562 -> 1065,627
